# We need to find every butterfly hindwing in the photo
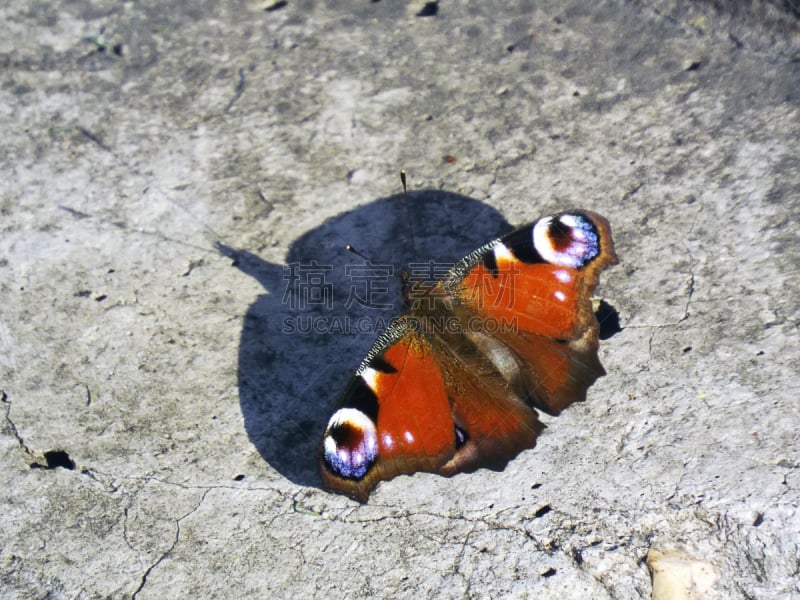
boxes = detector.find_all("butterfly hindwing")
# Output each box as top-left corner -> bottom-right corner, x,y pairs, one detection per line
431,332 -> 545,477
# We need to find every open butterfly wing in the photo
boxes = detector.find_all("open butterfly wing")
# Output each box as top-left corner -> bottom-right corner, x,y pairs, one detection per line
446,210 -> 617,415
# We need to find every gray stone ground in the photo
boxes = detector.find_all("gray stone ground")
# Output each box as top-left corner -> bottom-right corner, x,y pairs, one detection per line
1,1 -> 798,598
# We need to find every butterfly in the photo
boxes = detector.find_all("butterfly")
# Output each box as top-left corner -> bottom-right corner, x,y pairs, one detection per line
319,210 -> 617,502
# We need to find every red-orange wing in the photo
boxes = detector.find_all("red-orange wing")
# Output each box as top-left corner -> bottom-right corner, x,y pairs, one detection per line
444,210 -> 617,415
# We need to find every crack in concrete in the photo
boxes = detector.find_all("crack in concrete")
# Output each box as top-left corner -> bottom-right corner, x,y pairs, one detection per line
224,68 -> 246,113
2,391 -> 33,458
453,523 -> 479,597
131,488 -> 211,600
676,198 -> 703,326
678,269 -> 696,325
79,468 -> 120,493
122,505 -> 140,555
627,197 -> 703,337
77,126 -> 113,154
85,468 -> 287,496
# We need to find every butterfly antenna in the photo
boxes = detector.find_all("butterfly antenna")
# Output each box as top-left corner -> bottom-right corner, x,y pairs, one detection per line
345,244 -> 374,264
400,170 -> 418,263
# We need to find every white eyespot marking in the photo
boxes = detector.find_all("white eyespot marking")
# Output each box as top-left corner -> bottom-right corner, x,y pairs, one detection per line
361,367 -> 380,393
403,431 -> 415,445
533,214 -> 600,268
554,290 -> 567,302
381,432 -> 394,450
554,269 -> 572,283
493,242 -> 515,264
322,408 -> 378,480
557,214 -> 582,231
532,216 -> 554,258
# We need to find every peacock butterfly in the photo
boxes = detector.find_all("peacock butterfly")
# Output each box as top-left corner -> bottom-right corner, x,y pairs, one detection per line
319,208 -> 617,502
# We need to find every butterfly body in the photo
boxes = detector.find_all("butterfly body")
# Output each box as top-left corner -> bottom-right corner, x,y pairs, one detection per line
320,210 -> 617,502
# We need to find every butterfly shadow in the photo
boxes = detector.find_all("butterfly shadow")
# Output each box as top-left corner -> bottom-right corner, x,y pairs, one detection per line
217,191 -> 513,490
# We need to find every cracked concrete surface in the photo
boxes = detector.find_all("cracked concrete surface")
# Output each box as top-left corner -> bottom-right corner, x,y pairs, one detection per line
1,1 -> 798,598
